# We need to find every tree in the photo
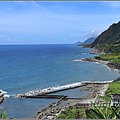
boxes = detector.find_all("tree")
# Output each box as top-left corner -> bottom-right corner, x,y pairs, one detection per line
86,104 -> 120,119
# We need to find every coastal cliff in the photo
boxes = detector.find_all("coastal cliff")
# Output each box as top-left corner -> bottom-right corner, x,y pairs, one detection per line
91,21 -> 120,54
88,21 -> 120,70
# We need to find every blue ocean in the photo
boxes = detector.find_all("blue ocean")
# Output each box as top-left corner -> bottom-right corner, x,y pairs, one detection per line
0,44 -> 119,118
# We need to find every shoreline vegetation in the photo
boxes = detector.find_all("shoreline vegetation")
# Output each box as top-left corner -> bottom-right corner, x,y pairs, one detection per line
35,21 -> 120,119
35,56 -> 120,119
35,82 -> 110,119
81,57 -> 120,72
35,54 -> 118,119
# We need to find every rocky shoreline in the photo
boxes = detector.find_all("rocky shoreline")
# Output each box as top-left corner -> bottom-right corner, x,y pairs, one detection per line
35,57 -> 120,119
90,48 -> 120,72
81,58 -> 120,72
35,82 -> 110,119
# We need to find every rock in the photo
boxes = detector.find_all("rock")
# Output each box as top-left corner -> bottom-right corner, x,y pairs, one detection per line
107,62 -> 120,70
113,77 -> 120,82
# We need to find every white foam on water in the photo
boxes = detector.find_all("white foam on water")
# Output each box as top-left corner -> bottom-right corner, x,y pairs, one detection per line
20,81 -> 113,97
73,59 -> 82,62
93,62 -> 99,64
81,53 -> 87,54
3,94 -> 10,98
0,89 -> 10,98
73,58 -> 84,62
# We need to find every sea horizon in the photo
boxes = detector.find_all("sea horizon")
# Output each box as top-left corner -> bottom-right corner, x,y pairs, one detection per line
0,44 -> 119,118
0,43 -> 76,46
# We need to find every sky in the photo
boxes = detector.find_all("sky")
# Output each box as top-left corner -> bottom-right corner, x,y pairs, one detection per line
0,1 -> 120,44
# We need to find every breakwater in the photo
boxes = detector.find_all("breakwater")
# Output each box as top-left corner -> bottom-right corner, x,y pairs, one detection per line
35,81 -> 111,119
18,81 -> 112,98
26,95 -> 67,99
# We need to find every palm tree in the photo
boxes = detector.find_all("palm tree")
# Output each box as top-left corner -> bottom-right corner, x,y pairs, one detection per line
86,104 -> 119,119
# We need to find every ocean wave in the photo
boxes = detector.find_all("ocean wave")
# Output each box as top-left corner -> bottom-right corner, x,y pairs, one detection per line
10,94 -> 19,98
94,62 -> 99,64
73,58 -> 84,62
0,89 -> 10,98
81,53 -> 87,54
3,94 -> 10,98
73,59 -> 82,62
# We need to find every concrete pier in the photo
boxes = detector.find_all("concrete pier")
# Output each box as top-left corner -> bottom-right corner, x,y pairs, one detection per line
21,82 -> 83,97
18,81 -> 112,98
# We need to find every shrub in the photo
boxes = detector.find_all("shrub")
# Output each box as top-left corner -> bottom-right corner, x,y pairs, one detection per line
118,56 -> 120,59
94,56 -> 101,60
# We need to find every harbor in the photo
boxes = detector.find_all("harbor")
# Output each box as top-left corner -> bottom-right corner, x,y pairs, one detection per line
0,80 -> 113,119
35,81 -> 111,119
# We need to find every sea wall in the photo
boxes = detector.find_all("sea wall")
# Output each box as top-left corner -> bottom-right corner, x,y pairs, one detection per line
18,81 -> 112,98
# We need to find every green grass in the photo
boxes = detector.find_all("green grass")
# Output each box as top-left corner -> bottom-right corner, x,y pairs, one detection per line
57,106 -> 86,119
94,54 -> 120,64
86,105 -> 120,119
93,43 -> 120,63
93,44 -> 120,101
98,95 -> 111,102
95,44 -> 120,54
57,80 -> 120,119
106,80 -> 120,96
98,80 -> 120,102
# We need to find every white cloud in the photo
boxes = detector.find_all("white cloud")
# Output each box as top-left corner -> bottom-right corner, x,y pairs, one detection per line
31,1 -> 44,10
0,2 -> 120,44
0,35 -> 18,44
103,1 -> 120,8
83,29 -> 103,38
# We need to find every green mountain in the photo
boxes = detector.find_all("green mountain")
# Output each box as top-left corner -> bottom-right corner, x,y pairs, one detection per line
82,37 -> 96,45
91,21 -> 120,53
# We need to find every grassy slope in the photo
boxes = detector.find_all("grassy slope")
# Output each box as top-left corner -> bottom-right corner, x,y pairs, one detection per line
57,80 -> 120,119
106,80 -> 120,96
99,54 -> 120,64
100,80 -> 120,102
93,43 -> 120,64
57,43 -> 120,119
